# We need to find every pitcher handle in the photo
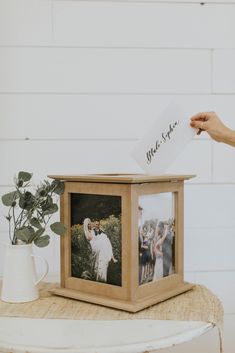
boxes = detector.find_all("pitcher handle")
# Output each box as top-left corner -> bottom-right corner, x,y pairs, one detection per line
31,255 -> 49,285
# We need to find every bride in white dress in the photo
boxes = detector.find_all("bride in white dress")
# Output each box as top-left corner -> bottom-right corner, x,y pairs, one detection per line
153,222 -> 168,281
83,218 -> 117,282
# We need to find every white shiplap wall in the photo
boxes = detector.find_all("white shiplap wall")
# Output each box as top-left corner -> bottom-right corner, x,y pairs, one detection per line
0,0 -> 235,352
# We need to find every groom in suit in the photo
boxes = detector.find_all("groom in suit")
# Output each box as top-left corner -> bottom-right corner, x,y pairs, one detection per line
94,220 -> 104,236
162,222 -> 174,277
93,220 -> 118,265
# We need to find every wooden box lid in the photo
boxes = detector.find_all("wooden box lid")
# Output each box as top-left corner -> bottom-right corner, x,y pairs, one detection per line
48,174 -> 195,184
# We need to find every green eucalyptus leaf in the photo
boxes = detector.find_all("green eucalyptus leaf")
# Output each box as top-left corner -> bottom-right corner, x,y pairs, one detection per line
38,181 -> 51,196
41,196 -> 53,211
50,222 -> 67,235
18,171 -> 32,182
17,179 -> 24,187
15,227 -> 32,243
43,203 -> 58,215
27,226 -> 35,237
35,227 -> 45,237
38,188 -> 47,197
30,217 -> 42,229
29,227 -> 45,242
51,180 -> 65,195
2,191 -> 19,206
26,226 -> 36,243
34,235 -> 50,248
46,196 -> 53,206
19,192 -> 34,210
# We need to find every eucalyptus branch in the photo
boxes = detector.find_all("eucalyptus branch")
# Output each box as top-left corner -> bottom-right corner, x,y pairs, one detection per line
12,206 -> 19,244
21,217 -> 30,228
15,185 -> 23,196
15,209 -> 24,229
37,209 -> 46,225
44,213 -> 53,228
7,209 -> 12,243
1,171 -> 66,248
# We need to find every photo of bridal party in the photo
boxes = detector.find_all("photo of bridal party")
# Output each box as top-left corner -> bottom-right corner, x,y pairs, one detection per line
71,193 -> 122,286
138,192 -> 175,285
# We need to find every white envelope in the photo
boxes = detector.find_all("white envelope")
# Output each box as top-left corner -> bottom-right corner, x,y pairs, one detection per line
132,103 -> 196,175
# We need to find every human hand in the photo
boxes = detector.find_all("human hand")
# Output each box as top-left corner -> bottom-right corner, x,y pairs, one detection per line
190,111 -> 230,143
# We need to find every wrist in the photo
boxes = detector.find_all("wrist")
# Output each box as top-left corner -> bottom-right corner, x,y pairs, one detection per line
222,128 -> 235,147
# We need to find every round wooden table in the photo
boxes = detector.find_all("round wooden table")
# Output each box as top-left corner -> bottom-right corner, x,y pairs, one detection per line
0,316 -> 214,353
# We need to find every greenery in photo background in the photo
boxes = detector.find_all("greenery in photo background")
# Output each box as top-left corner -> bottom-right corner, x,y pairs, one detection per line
71,215 -> 122,286
71,193 -> 121,225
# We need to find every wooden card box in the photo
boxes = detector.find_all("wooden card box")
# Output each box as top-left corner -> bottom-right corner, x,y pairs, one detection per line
50,174 -> 194,312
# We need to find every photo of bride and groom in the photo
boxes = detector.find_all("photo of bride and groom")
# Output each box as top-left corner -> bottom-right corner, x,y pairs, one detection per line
71,193 -> 122,286
83,218 -> 118,282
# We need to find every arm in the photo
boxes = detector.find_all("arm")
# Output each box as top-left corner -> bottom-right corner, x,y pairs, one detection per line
83,229 -> 93,241
85,232 -> 92,241
141,240 -> 148,250
156,229 -> 168,247
154,242 -> 163,256
190,111 -> 235,147
148,228 -> 155,240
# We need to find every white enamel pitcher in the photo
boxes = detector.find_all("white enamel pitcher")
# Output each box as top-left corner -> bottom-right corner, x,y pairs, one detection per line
1,243 -> 49,303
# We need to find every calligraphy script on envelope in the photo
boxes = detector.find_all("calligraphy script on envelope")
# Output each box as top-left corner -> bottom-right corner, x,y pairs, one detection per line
132,103 -> 196,175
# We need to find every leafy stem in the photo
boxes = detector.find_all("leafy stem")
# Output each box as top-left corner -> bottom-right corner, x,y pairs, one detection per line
1,171 -> 66,248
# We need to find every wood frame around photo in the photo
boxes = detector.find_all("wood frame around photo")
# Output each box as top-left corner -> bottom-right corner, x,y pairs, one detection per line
50,174 -> 194,312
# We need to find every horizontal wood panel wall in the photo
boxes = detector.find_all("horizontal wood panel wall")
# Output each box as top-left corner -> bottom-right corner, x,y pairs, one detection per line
0,1 -> 235,352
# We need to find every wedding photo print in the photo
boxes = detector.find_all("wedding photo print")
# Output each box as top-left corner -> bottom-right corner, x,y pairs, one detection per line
71,193 -> 122,286
138,192 -> 175,285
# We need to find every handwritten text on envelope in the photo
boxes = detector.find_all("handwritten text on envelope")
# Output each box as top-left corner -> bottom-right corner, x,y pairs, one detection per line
132,103 -> 196,175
